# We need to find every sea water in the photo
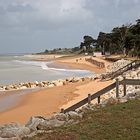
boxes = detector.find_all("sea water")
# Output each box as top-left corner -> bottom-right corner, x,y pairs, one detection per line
0,54 -> 93,86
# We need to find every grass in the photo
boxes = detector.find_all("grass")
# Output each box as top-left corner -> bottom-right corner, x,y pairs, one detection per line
24,98 -> 140,140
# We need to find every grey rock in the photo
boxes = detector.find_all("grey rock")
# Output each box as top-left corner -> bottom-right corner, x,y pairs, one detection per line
53,81 -> 63,86
67,111 -> 82,120
118,97 -> 128,103
126,93 -> 137,99
25,116 -> 46,131
63,81 -> 69,85
135,91 -> 140,96
71,77 -> 81,83
37,119 -> 65,130
81,104 -> 95,112
0,137 -> 19,140
101,97 -> 118,106
106,59 -> 131,73
47,84 -> 54,88
0,123 -> 30,138
51,113 -> 68,121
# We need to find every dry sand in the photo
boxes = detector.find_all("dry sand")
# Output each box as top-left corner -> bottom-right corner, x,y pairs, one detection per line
0,55 -> 112,124
56,55 -> 111,73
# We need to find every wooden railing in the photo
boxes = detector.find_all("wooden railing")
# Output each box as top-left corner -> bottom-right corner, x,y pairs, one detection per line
61,78 -> 140,113
85,58 -> 105,68
102,60 -> 140,80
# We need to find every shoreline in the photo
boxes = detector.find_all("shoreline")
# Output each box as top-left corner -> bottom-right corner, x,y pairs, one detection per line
0,80 -> 90,124
0,79 -> 113,125
0,55 -> 112,124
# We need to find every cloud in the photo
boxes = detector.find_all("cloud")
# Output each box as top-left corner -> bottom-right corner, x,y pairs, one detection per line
1,0 -> 139,31
7,3 -> 34,13
0,0 -> 92,31
0,0 -> 140,53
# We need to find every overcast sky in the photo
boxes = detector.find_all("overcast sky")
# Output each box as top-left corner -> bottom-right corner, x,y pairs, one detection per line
0,0 -> 140,54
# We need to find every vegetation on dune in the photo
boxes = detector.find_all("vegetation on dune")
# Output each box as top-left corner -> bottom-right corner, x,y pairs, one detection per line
80,35 -> 96,54
41,19 -> 140,58
96,19 -> 140,57
25,99 -> 140,140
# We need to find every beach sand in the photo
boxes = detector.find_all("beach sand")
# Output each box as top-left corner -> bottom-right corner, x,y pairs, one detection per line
56,55 -> 111,73
0,55 -> 112,124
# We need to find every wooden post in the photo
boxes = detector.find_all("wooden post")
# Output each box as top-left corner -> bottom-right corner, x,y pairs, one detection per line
131,63 -> 133,69
116,78 -> 119,98
88,94 -> 91,104
98,96 -> 100,104
60,108 -> 65,113
123,76 -> 126,96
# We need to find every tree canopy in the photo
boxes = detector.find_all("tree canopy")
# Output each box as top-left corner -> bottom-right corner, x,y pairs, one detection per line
80,35 -> 96,53
95,19 -> 140,57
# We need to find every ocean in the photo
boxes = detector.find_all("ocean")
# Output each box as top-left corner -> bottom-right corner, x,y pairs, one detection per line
0,55 -> 93,86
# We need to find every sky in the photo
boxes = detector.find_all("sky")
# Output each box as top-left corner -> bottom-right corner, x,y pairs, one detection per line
0,0 -> 140,54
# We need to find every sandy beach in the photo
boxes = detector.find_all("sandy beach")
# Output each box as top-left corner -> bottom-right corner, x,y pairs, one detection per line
56,55 -> 111,73
0,55 -> 112,124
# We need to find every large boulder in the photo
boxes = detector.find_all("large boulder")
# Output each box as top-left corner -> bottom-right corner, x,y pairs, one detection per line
22,83 -> 31,88
101,97 -> 118,107
47,84 -> 55,88
51,113 -> 68,121
53,81 -> 63,87
126,92 -> 137,99
118,97 -> 128,103
20,86 -> 28,89
71,77 -> 82,83
66,77 -> 74,82
25,116 -> 46,131
0,137 -> 19,140
66,111 -> 83,120
5,86 -> 13,90
37,82 -> 45,87
37,119 -> 65,130
63,80 -> 69,85
0,123 -> 30,139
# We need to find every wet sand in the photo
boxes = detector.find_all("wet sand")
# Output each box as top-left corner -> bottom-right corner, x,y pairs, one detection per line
0,81 -> 89,124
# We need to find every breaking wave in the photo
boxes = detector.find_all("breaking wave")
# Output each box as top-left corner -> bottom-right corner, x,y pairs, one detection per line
13,60 -> 89,73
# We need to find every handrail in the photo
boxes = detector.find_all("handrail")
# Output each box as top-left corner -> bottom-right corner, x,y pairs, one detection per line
103,60 -> 140,80
61,78 -> 140,113
64,82 -> 116,113
111,60 -> 138,76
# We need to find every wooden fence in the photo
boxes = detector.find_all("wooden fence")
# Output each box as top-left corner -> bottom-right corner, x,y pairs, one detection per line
104,57 -> 120,62
61,78 -> 140,113
85,58 -> 105,68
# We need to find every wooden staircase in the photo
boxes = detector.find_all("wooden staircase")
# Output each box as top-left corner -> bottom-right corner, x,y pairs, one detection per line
102,60 -> 140,80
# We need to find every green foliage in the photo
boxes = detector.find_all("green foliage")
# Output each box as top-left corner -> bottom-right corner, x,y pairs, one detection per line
124,19 -> 140,57
80,35 -> 96,53
96,19 -> 140,57
44,49 -> 49,53
42,19 -> 140,57
72,46 -> 80,52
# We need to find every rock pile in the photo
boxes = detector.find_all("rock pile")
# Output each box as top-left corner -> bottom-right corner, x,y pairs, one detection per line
0,75 -> 97,92
0,111 -> 83,139
106,59 -> 131,73
100,66 -> 140,102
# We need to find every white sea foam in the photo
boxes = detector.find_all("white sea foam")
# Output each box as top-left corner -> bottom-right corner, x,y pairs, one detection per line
41,62 -> 49,70
0,56 -> 93,85
14,60 -> 89,73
